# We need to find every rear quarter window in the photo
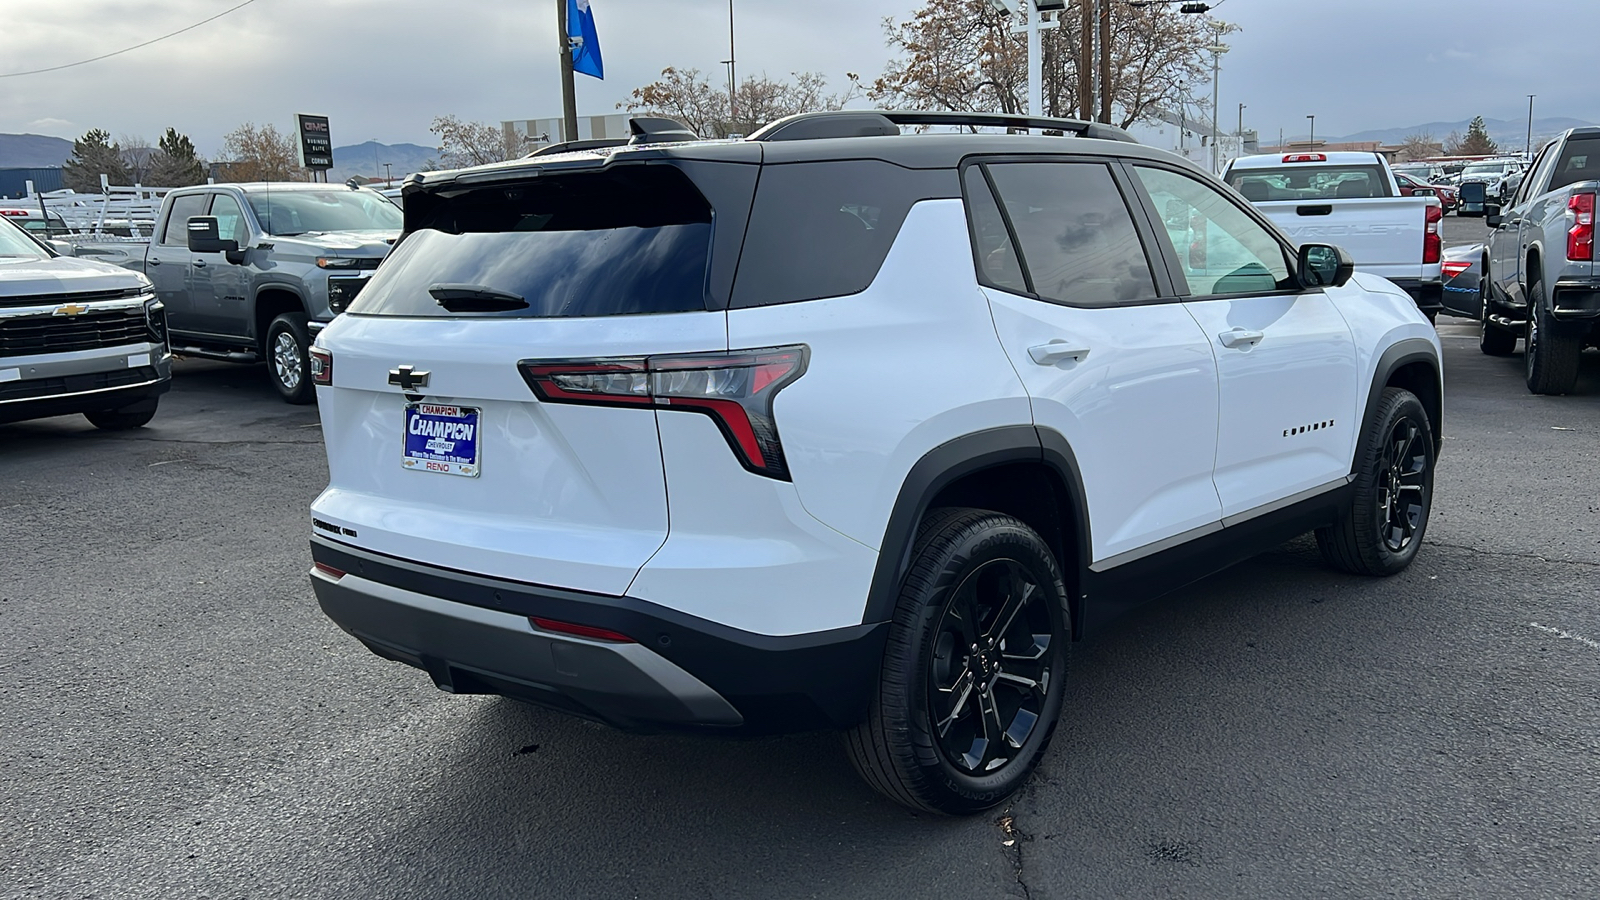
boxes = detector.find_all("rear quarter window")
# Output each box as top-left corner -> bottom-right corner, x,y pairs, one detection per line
729,160 -> 955,307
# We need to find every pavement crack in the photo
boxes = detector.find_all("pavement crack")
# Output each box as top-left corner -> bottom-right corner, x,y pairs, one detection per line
1422,540 -> 1600,569
996,810 -> 1032,900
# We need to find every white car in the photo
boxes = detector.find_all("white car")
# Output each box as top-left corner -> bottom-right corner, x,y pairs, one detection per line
305,111 -> 1443,815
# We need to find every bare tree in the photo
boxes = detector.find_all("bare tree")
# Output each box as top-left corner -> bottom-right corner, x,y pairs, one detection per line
871,0 -> 1212,131
1442,130 -> 1466,156
118,133 -> 156,184
1398,133 -> 1441,161
624,68 -> 860,139
217,122 -> 306,182
429,115 -> 519,169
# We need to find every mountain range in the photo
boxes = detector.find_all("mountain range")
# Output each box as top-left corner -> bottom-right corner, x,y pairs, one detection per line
0,133 -> 438,182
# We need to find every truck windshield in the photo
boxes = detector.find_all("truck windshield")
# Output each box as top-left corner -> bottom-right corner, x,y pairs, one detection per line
0,220 -> 48,259
245,189 -> 402,236
1226,165 -> 1393,201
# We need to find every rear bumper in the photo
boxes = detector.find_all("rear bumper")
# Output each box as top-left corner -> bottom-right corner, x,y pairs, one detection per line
309,536 -> 888,733
1388,278 -> 1444,313
1551,280 -> 1600,320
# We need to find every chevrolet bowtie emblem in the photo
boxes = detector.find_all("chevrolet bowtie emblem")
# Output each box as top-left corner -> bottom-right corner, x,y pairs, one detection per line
53,303 -> 89,317
388,365 -> 430,391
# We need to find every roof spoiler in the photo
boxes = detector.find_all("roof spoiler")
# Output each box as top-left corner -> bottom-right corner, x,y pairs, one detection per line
628,116 -> 698,145
747,110 -> 1138,144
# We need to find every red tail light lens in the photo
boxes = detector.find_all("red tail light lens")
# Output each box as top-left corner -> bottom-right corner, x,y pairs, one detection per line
1282,153 -> 1327,163
529,617 -> 635,643
1568,192 -> 1595,261
1423,203 -> 1442,265
1441,260 -> 1473,279
309,346 -> 333,386
520,346 -> 808,480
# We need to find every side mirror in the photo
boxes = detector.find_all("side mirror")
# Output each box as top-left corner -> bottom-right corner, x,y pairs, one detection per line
1298,243 -> 1355,289
48,239 -> 73,256
1485,209 -> 1504,228
186,216 -> 238,254
1459,182 -> 1487,205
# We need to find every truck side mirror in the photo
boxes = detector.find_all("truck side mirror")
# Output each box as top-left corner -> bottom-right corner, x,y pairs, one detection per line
186,216 -> 239,254
1485,206 -> 1503,228
1298,243 -> 1355,289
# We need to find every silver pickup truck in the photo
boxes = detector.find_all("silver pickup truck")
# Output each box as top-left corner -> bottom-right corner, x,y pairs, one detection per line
74,183 -> 401,403
1468,127 -> 1600,395
0,217 -> 170,429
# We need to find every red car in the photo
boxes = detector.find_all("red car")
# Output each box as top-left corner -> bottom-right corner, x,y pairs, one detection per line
1394,171 -> 1458,212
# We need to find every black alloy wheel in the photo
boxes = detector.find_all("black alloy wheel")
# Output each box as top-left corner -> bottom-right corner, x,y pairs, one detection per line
846,508 -> 1069,815
1317,387 -> 1434,576
927,558 -> 1054,776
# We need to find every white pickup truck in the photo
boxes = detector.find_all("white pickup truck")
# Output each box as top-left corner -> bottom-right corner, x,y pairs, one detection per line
1224,152 -> 1444,321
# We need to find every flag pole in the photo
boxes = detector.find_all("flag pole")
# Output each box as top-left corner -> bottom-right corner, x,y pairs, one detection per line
558,0 -> 578,142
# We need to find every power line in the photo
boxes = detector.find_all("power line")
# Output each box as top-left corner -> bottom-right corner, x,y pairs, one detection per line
0,0 -> 263,79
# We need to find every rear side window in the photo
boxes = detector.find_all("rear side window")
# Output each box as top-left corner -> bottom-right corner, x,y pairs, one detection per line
1227,165 -> 1393,201
730,160 -> 940,307
161,193 -> 207,245
962,166 -> 1027,294
348,166 -> 712,318
982,161 -> 1158,307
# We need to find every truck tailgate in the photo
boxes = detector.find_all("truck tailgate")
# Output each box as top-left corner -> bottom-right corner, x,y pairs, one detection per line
1254,198 -> 1429,281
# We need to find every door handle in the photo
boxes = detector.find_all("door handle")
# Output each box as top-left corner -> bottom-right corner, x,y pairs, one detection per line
192,259 -> 207,268
1028,340 -> 1091,365
1218,328 -> 1265,349
147,258 -> 161,266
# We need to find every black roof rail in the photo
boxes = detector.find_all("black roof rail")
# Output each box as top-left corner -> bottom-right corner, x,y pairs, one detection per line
526,138 -> 628,157
748,110 -> 1138,144
628,116 -> 698,145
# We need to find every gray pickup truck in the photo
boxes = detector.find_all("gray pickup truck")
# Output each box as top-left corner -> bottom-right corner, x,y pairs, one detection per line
1464,127 -> 1600,394
0,217 -> 170,429
74,183 -> 401,403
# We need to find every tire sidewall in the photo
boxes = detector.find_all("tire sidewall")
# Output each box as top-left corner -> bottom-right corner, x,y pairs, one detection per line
901,519 -> 1069,812
1359,391 -> 1435,573
266,313 -> 314,404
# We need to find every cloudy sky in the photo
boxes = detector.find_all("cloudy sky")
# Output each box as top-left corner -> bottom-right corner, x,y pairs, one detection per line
1,0 -> 1595,156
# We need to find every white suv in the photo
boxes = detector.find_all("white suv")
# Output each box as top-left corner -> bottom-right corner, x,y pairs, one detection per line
307,112 -> 1443,815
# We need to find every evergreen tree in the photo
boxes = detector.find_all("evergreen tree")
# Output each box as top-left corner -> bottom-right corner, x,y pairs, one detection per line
61,129 -> 131,192
147,127 -> 206,187
1460,116 -> 1498,156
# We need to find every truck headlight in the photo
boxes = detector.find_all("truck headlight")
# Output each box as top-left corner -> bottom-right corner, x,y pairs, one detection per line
143,296 -> 168,347
326,276 -> 369,314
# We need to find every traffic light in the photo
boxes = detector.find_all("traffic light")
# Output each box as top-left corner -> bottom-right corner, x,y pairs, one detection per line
1179,2 -> 1211,12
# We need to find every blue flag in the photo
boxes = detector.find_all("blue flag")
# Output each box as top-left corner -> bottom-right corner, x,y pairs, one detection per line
568,0 -> 603,80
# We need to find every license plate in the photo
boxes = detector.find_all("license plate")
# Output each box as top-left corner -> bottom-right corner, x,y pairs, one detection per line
403,404 -> 481,477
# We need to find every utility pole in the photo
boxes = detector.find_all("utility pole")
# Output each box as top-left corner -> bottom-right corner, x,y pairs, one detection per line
557,0 -> 578,143
723,1 -> 737,128
1207,23 -> 1227,173
383,162 -> 393,186
1079,0 -> 1094,120
1307,114 -> 1315,149
1527,94 -> 1536,158
1098,0 -> 1112,124
1237,103 -> 1245,140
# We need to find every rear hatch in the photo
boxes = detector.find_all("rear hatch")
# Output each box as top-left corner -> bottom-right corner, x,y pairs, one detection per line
311,161 -> 741,595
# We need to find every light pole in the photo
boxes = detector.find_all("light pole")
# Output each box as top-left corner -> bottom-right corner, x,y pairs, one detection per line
1207,31 -> 1228,172
724,1 -> 737,127
990,0 -> 1059,119
1237,102 -> 1245,158
1527,94 -> 1536,158
1306,114 -> 1315,150
383,162 -> 393,186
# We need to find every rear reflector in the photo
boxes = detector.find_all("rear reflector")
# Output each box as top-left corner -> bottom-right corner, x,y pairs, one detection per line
313,562 -> 346,580
529,617 -> 635,643
1283,153 -> 1327,163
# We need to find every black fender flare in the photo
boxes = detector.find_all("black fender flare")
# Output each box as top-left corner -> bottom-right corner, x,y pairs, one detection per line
859,425 -> 1093,638
1356,338 -> 1442,464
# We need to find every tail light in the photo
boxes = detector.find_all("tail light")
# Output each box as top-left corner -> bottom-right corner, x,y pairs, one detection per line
1423,203 -> 1442,265
309,346 -> 333,386
1283,153 -> 1327,163
1441,260 -> 1473,279
520,346 -> 808,480
1568,192 -> 1595,261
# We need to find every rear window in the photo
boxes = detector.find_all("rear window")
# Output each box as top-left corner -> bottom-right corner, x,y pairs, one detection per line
347,166 -> 713,318
1227,165 -> 1393,201
730,160 -> 950,307
1550,137 -> 1600,191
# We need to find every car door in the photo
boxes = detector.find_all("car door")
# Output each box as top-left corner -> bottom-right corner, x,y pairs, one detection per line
185,192 -> 253,337
970,159 -> 1225,566
1489,143 -> 1555,307
147,192 -> 208,335
1126,162 -> 1361,520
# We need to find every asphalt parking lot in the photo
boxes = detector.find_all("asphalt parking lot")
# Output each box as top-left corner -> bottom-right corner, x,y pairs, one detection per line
3,250 -> 1598,897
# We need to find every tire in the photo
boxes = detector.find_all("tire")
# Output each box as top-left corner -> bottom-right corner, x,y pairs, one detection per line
1425,309 -> 1438,326
845,507 -> 1070,815
1524,277 -> 1582,395
1478,260 -> 1517,355
84,397 -> 158,431
1316,387 -> 1434,576
266,312 -> 315,405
